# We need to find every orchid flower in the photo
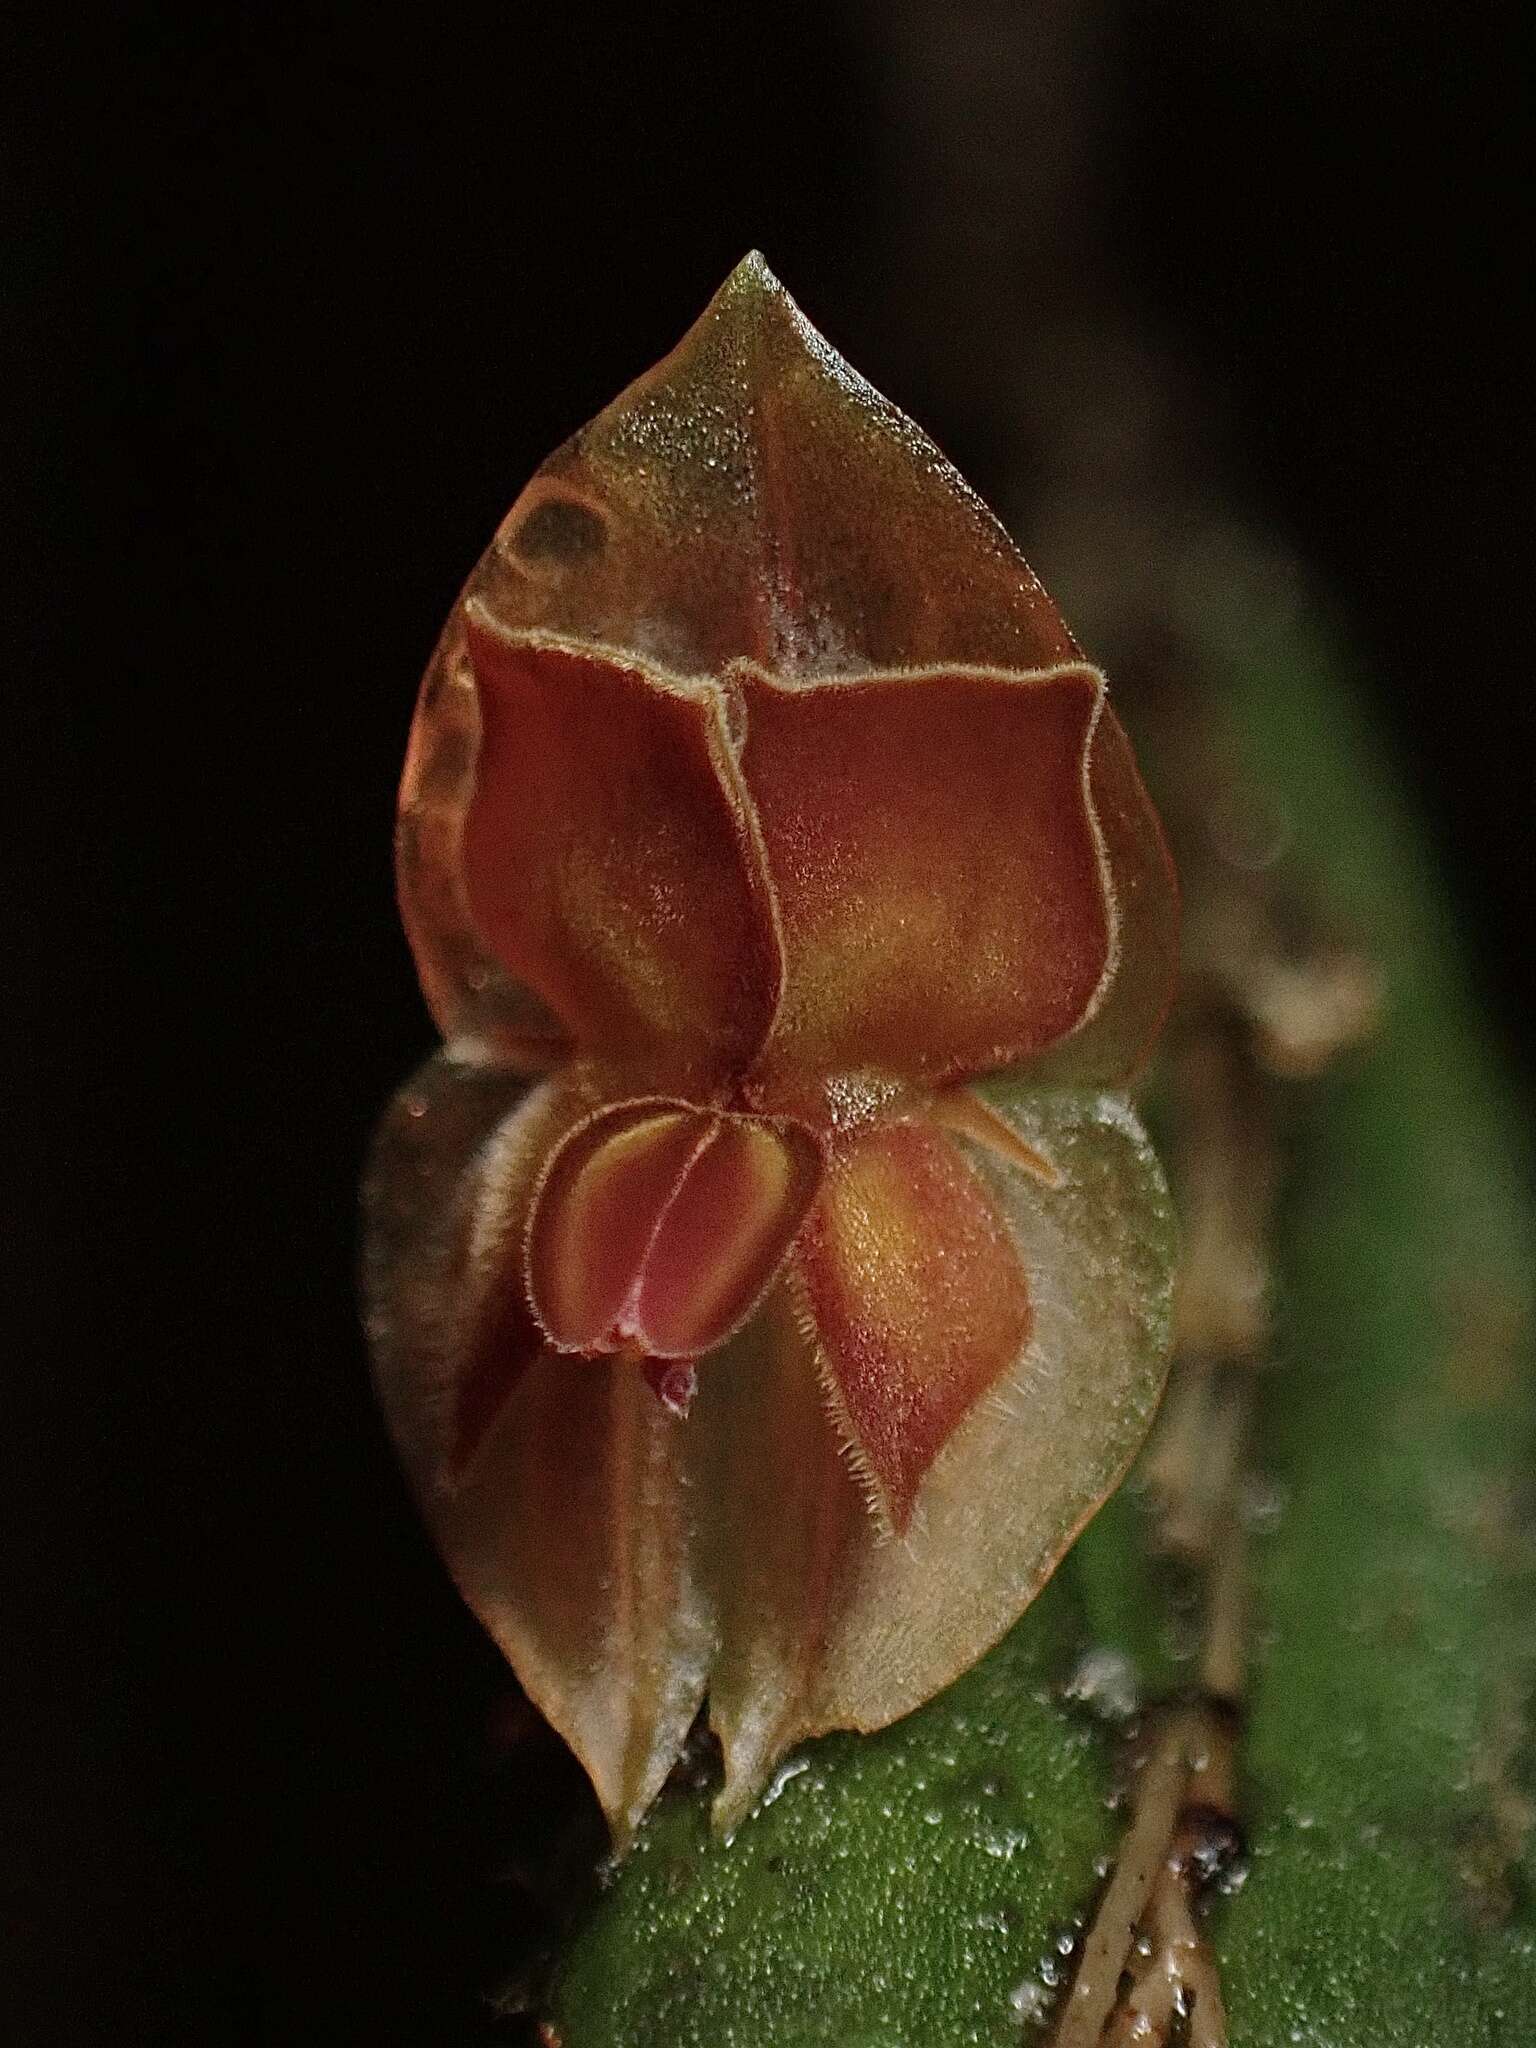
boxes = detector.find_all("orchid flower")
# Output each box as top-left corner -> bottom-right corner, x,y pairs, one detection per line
365,255 -> 1178,1843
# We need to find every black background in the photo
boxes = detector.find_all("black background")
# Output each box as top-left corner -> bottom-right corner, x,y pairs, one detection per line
8,4 -> 1529,2042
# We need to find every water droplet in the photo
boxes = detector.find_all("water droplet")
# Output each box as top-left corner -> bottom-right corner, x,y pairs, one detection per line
1063,1646 -> 1140,1720
1008,1980 -> 1048,2019
978,1824 -> 1029,1861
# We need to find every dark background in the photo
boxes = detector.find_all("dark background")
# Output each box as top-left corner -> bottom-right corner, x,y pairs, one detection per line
7,3 -> 1528,2041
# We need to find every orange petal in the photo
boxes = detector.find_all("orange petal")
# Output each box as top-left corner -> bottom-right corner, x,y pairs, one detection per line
461,618 -> 781,1092
794,1118 -> 1032,1532
1029,712 -> 1179,1085
526,1099 -> 821,1361
365,1057 -> 711,1846
398,258 -> 1178,1080
697,1086 -> 1174,1827
737,664 -> 1112,1102
394,253 -> 1081,1054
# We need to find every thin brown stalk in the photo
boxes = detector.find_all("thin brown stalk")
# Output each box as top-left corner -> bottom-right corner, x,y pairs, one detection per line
1049,741 -> 1375,2046
1052,1713 -> 1201,2048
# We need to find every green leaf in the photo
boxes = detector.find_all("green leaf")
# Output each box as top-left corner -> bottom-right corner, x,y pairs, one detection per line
1193,605 -> 1536,2046
545,597 -> 1535,2046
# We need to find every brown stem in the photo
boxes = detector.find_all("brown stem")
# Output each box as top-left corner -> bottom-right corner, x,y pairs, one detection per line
1049,745 -> 1372,2042
1052,1713 -> 1198,2048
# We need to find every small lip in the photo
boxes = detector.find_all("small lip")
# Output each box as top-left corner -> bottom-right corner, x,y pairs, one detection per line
523,1097 -> 824,1364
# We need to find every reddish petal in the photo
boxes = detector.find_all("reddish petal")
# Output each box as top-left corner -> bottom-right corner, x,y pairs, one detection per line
526,1099 -> 821,1362
392,255 -> 1099,1062
738,663 -> 1112,1103
398,257 -> 1176,1094
444,1353 -> 711,1848
795,1118 -> 1032,1532
365,1057 -> 713,1845
395,612 -> 575,1062
1031,713 -> 1179,1085
694,1089 -> 1175,1828
461,618 -> 781,1092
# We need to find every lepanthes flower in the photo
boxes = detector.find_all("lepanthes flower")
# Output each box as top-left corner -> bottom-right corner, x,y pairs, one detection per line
365,255 -> 1178,1843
